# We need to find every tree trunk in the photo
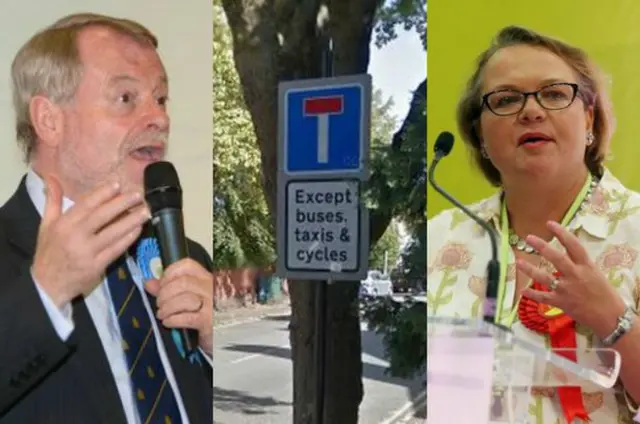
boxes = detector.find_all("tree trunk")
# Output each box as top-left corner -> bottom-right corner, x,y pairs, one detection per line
323,281 -> 364,424
221,2 -> 386,422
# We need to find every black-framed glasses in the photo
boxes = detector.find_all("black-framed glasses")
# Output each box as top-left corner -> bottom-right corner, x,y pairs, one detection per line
481,82 -> 580,116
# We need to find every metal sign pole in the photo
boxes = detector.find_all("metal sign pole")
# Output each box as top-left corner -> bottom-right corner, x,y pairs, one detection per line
314,278 -> 327,424
314,33 -> 333,424
275,25 -> 370,424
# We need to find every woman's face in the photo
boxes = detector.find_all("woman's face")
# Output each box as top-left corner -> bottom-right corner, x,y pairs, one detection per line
478,44 -> 593,183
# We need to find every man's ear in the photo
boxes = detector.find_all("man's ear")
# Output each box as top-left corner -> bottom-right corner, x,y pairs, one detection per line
29,95 -> 64,148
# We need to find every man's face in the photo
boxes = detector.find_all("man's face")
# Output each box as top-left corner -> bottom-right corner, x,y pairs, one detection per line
58,26 -> 169,196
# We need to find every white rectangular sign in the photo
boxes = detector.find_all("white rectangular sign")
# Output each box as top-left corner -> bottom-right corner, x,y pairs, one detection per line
285,180 -> 360,272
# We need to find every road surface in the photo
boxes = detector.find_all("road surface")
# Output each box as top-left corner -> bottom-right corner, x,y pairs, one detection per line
213,310 -> 425,423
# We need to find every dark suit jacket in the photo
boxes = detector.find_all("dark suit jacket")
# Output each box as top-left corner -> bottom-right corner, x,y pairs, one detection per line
0,177 -> 213,423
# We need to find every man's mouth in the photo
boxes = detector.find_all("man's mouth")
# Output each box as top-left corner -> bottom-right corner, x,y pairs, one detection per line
129,145 -> 166,162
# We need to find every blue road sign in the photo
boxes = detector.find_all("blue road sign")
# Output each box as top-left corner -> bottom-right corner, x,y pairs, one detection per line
277,74 -> 372,281
284,83 -> 365,174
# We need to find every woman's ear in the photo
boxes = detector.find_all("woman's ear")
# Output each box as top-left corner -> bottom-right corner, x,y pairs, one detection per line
584,105 -> 594,137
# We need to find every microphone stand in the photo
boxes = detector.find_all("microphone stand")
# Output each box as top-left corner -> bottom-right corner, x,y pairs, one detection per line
427,152 -> 502,326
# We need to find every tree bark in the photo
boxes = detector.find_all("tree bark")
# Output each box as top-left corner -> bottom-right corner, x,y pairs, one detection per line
221,2 -> 393,423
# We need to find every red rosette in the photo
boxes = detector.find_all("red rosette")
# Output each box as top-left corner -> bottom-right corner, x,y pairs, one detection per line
518,273 -> 590,423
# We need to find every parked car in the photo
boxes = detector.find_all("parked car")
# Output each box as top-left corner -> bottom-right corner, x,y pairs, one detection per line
360,270 -> 393,297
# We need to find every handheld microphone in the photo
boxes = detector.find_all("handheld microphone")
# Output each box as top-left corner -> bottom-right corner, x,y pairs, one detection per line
427,131 -> 502,325
144,161 -> 198,356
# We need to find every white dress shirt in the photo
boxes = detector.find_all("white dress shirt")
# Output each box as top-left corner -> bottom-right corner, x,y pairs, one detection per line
26,169 -> 210,424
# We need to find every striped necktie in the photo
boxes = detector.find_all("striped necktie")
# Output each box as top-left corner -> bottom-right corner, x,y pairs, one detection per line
106,257 -> 183,424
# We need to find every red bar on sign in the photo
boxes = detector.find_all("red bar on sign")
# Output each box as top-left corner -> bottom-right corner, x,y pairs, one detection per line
304,96 -> 343,115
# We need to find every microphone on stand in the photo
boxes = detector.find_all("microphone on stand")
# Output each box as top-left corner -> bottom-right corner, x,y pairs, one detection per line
427,131 -> 501,325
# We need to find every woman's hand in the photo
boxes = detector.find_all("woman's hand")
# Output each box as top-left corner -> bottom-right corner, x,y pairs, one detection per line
516,220 -> 626,339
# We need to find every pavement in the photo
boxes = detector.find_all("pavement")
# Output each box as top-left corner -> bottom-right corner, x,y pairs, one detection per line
379,394 -> 426,424
213,305 -> 426,423
214,301 -> 293,328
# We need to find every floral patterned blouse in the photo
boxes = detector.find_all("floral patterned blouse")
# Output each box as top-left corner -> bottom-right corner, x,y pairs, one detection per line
427,169 -> 640,423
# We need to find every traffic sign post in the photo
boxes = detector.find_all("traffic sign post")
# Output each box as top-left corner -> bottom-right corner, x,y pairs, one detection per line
276,38 -> 371,424
276,74 -> 371,281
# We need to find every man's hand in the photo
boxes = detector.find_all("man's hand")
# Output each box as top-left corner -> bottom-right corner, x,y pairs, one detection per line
144,258 -> 213,356
32,177 -> 150,307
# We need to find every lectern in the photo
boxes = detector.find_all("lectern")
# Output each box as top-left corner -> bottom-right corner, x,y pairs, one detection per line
426,316 -> 621,423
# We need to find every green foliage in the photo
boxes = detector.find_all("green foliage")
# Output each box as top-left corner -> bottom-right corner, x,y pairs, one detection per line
368,88 -> 404,273
369,220 -> 402,272
363,79 -> 427,378
213,198 -> 245,268
398,220 -> 426,287
374,0 -> 427,50
371,88 -> 399,147
362,296 -> 426,379
366,80 -> 426,224
212,4 -> 275,269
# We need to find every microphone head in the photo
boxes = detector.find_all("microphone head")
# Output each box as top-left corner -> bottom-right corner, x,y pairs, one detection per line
434,131 -> 455,157
144,161 -> 182,213
144,160 -> 180,189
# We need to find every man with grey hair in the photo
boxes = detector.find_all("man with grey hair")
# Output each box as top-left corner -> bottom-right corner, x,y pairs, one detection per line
0,13 -> 213,423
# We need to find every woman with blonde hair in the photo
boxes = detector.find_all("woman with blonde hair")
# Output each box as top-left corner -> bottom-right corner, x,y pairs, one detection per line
428,26 -> 640,423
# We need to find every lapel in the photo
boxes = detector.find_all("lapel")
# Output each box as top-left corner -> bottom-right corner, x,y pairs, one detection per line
0,177 -> 128,424
1,176 -> 40,257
